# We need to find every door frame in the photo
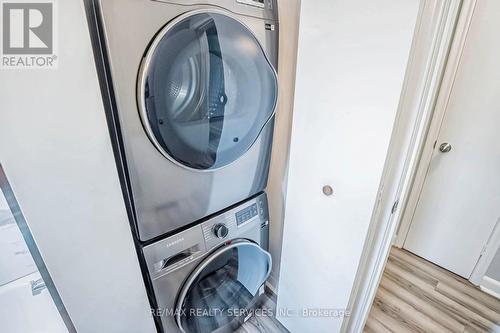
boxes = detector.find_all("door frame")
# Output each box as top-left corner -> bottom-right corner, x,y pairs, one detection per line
394,0 -> 500,286
394,0 -> 475,249
342,0 -> 477,332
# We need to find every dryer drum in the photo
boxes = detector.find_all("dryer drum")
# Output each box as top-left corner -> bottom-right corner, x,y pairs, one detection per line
138,11 -> 279,171
96,0 -> 278,241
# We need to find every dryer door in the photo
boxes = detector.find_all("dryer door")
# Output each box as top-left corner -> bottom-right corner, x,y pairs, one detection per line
138,10 -> 278,171
175,241 -> 272,333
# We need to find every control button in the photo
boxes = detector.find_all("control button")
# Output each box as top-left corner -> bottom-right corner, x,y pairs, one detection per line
213,223 -> 229,239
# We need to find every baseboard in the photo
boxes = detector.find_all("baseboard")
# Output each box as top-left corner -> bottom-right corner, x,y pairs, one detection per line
265,281 -> 278,303
480,276 -> 500,300
266,274 -> 278,294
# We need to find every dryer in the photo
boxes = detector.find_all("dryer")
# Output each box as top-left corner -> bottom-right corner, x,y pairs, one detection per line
94,0 -> 279,241
143,193 -> 271,333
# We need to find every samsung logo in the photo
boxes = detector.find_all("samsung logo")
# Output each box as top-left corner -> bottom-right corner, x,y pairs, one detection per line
166,237 -> 184,248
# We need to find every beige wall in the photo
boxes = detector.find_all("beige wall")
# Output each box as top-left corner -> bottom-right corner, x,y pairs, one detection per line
266,0 -> 301,289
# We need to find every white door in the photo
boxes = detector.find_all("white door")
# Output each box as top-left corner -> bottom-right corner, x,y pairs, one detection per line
276,1 -> 419,332
404,0 -> 500,279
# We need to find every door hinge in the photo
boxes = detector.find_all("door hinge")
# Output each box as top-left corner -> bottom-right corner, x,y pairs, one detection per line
480,245 -> 488,256
391,200 -> 399,214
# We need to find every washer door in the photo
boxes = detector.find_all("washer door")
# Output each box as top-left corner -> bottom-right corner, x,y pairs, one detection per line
175,241 -> 272,333
138,10 -> 278,171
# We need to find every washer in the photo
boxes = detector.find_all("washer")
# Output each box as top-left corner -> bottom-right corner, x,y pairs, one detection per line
94,0 -> 279,241
143,193 -> 271,333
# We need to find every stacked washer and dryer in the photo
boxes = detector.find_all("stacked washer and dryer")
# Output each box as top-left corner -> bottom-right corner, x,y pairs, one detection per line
91,0 -> 279,332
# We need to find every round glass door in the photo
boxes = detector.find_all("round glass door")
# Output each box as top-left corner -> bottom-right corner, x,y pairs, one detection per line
175,241 -> 272,333
138,10 -> 278,170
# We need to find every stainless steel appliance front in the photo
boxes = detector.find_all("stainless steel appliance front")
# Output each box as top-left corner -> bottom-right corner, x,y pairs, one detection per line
143,193 -> 271,333
96,0 -> 279,241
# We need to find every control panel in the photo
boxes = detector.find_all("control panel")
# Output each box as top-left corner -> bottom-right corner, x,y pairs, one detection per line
201,193 -> 268,250
236,0 -> 265,9
152,1 -> 278,21
144,193 -> 269,278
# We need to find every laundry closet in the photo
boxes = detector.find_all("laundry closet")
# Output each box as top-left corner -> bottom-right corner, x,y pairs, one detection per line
90,1 -> 279,332
0,0 -> 435,333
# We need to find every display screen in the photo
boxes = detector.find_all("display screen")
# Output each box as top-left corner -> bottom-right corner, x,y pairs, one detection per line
235,203 -> 258,226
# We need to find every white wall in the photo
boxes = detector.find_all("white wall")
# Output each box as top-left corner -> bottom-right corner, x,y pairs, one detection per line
0,1 -> 156,332
277,1 -> 419,332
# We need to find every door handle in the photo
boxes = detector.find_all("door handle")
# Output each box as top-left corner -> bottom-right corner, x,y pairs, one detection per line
439,142 -> 452,153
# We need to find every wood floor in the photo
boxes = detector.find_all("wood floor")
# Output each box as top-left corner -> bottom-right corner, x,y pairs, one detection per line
364,247 -> 500,333
236,294 -> 289,333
